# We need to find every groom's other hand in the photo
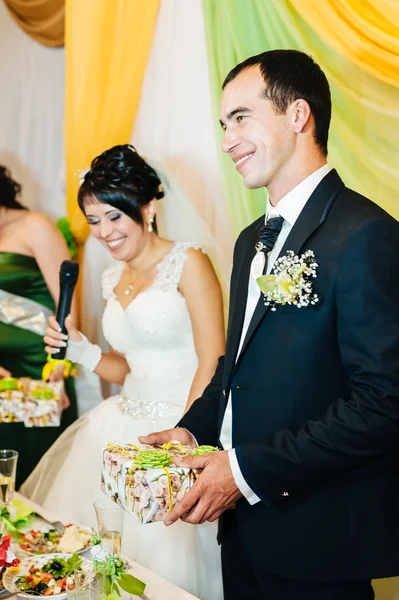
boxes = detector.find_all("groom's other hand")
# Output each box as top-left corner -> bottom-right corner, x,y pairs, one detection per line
138,427 -> 196,447
164,451 -> 242,526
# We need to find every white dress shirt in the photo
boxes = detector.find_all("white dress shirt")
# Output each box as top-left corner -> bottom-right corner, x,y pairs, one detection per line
221,164 -> 332,504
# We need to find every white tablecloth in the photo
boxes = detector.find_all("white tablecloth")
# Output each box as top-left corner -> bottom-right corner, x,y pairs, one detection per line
14,493 -> 199,600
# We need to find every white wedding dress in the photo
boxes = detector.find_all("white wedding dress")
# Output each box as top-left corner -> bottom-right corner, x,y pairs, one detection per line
21,242 -> 223,600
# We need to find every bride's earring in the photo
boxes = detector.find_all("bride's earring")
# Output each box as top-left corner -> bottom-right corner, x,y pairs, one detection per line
147,216 -> 154,233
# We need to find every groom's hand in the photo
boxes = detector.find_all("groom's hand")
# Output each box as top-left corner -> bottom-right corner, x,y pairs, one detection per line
164,451 -> 242,526
138,427 -> 196,447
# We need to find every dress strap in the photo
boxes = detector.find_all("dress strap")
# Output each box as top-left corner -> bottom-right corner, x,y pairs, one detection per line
101,262 -> 125,301
152,242 -> 204,293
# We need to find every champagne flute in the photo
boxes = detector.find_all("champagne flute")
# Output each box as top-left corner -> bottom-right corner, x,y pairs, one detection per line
93,496 -> 124,556
0,450 -> 18,506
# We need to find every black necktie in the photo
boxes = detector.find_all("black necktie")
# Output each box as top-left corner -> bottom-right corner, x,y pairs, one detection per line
255,215 -> 285,254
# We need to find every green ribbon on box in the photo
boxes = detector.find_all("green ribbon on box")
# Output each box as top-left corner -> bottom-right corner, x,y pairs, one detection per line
132,449 -> 174,511
0,378 -> 20,392
0,499 -> 34,537
133,449 -> 171,469
193,445 -> 219,455
31,387 -> 57,400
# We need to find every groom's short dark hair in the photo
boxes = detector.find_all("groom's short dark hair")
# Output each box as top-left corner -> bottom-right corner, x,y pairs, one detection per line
223,49 -> 331,156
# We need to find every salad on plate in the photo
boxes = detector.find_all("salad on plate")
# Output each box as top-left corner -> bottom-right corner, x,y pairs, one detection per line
2,553 -> 81,597
19,525 -> 91,555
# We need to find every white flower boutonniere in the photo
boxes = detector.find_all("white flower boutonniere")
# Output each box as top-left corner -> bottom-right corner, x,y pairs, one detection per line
257,250 -> 319,311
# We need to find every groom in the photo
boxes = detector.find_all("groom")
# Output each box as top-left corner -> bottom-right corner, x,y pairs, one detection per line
140,50 -> 399,599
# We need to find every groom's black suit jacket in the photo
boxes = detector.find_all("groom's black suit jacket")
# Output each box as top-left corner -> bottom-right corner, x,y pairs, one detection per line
179,170 -> 399,582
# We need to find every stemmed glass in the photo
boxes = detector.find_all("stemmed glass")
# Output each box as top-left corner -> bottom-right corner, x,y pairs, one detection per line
93,496 -> 124,556
0,450 -> 18,507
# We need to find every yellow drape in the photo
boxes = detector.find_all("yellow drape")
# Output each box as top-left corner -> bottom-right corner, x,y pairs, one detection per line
4,0 -> 64,47
65,0 -> 160,245
289,0 -> 399,87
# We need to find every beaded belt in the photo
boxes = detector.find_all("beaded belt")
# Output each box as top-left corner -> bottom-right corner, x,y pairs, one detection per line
117,395 -> 172,420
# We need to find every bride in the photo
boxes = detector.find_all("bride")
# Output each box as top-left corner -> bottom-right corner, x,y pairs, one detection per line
21,144 -> 225,600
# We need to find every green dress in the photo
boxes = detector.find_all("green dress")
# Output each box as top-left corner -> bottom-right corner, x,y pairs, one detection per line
0,252 -> 78,487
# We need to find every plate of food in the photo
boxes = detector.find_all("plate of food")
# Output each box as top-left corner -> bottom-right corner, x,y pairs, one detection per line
0,533 -> 20,598
2,553 -> 81,598
19,525 -> 91,555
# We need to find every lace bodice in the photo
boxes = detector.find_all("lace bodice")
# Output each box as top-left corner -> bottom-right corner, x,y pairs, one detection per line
101,242 -> 200,300
101,242 -> 201,418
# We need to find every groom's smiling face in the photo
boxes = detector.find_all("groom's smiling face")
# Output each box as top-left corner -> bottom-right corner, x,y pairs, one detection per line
220,66 -> 297,192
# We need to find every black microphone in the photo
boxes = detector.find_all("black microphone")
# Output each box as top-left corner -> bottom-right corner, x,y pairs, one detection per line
53,260 -> 79,360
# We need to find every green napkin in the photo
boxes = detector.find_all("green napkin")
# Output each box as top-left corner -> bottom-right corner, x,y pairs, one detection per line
0,498 -> 34,537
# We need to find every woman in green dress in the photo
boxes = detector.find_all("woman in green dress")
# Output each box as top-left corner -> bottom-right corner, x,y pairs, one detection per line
0,165 -> 78,487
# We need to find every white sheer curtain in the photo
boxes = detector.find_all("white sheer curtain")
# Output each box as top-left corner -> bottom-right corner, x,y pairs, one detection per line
132,0 -> 233,268
0,0 -> 65,216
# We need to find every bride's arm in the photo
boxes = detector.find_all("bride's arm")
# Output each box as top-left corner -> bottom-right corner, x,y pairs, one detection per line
179,249 -> 225,412
44,315 -> 130,385
92,348 -> 130,385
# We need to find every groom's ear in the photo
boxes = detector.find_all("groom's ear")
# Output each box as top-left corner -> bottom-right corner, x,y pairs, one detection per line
290,98 -> 312,135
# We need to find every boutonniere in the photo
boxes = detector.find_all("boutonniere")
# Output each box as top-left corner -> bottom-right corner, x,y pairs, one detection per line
257,250 -> 319,311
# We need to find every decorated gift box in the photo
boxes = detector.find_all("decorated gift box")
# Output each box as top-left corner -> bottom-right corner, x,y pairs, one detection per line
23,380 -> 63,427
0,378 -> 63,427
0,378 -> 29,423
101,442 -> 218,524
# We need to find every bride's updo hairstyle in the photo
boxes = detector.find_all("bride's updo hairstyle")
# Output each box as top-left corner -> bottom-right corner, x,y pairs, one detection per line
0,165 -> 27,210
78,144 -> 164,233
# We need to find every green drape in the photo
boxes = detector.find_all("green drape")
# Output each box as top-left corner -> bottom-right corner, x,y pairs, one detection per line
202,0 -> 399,236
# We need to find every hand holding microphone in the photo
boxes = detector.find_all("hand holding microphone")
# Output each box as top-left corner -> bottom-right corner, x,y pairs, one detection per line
44,315 -> 102,371
50,260 -> 79,360
45,314 -> 82,353
44,260 -> 102,372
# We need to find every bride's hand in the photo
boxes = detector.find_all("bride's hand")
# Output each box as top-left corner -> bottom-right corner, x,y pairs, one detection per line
139,427 -> 196,448
0,365 -> 11,378
44,315 -> 82,354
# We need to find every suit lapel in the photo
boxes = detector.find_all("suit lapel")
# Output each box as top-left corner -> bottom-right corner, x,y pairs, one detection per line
223,217 -> 263,385
236,169 -> 345,365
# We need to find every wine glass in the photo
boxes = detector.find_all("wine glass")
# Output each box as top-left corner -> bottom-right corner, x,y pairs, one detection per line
0,449 -> 18,507
93,496 -> 124,556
